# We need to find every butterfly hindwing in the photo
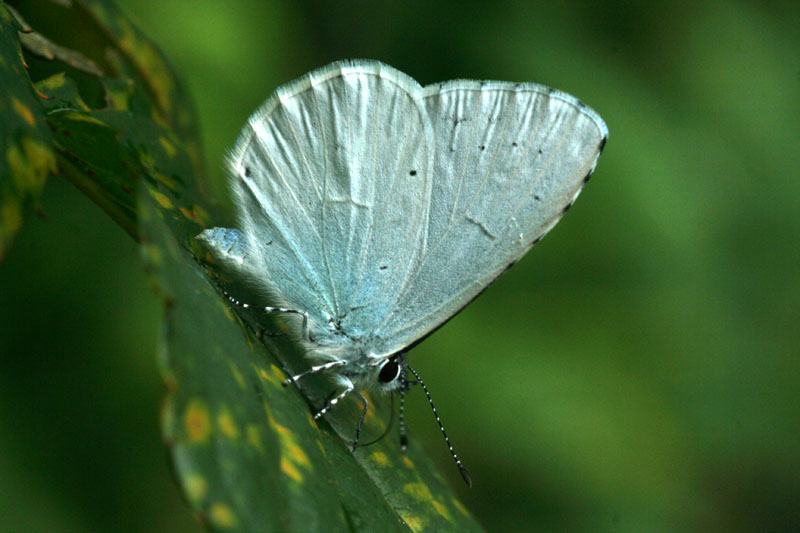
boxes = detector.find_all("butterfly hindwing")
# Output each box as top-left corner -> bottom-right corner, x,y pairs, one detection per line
375,80 -> 608,349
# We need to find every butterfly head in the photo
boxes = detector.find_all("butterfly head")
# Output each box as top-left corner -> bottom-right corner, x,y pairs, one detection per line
374,353 -> 408,394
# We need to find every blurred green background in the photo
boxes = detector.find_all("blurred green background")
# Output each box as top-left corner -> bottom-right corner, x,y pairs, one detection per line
2,0 -> 799,531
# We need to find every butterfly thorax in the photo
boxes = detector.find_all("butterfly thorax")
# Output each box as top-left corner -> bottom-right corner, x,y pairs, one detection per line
302,331 -> 405,394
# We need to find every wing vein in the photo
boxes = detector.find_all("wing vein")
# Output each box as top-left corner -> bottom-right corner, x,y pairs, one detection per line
280,100 -> 324,202
237,174 -> 328,297
349,77 -> 383,290
498,101 -> 578,244
351,92 -> 418,301
313,72 -> 340,317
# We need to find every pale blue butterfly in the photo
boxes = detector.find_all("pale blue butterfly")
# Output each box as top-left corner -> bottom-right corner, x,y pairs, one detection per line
198,60 -> 608,486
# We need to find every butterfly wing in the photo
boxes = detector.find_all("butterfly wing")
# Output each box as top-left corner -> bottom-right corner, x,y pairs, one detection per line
374,80 -> 608,350
202,61 -> 434,333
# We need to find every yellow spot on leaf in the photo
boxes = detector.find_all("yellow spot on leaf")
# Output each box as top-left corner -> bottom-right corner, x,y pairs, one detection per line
153,170 -> 179,192
139,150 -> 155,169
116,17 -> 174,114
39,72 -> 67,90
255,365 -> 281,389
184,474 -> 207,504
192,204 -> 209,224
398,512 -> 427,532
256,366 -> 271,381
6,138 -> 57,192
179,205 -> 207,226
270,364 -> 286,383
106,89 -> 129,111
268,413 -> 291,437
403,482 -> 433,501
63,111 -> 106,126
402,456 -> 415,469
254,364 -> 282,388
12,97 -> 35,126
143,243 -> 162,266
209,502 -> 237,529
246,425 -> 263,452
266,408 -> 311,483
184,400 -> 211,443
159,136 -> 176,157
433,500 -> 452,521
452,497 -> 471,517
281,457 -> 303,482
403,483 -> 451,522
37,73 -> 91,110
149,189 -> 173,209
217,408 -> 239,440
286,441 -> 310,468
371,451 -> 391,467
229,362 -> 246,390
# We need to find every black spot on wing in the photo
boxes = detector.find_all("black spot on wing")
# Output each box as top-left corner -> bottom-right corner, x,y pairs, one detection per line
409,170 -> 417,176
244,167 -> 251,177
583,170 -> 594,184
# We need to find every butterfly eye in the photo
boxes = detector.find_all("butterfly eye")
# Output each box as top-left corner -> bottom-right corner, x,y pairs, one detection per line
378,360 -> 400,383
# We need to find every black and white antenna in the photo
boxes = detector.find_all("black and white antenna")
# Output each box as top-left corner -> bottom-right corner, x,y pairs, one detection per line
406,365 -> 472,487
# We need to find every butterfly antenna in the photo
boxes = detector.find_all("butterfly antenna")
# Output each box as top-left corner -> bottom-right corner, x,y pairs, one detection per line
406,365 -> 472,488
399,386 -> 408,452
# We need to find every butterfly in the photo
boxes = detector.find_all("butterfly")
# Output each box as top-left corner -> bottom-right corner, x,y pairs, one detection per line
198,60 -> 607,486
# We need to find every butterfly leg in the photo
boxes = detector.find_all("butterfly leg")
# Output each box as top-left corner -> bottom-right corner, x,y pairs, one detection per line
281,360 -> 346,387
313,378 -> 354,420
222,289 -> 313,341
351,391 -> 369,451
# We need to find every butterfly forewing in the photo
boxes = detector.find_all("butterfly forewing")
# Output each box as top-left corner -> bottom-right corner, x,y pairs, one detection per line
227,62 -> 434,338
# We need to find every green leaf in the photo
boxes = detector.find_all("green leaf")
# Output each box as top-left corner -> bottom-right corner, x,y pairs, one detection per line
1,0 -> 211,248
72,0 -> 207,184
0,3 -> 57,259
